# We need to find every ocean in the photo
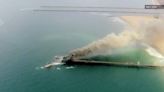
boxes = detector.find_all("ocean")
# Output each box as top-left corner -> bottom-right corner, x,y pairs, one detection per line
1,0 -> 164,92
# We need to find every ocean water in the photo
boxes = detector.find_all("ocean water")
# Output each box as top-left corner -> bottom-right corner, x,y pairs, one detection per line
82,48 -> 160,65
1,1 -> 164,92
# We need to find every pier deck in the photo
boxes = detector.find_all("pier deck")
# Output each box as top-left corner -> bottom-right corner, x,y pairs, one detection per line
65,59 -> 164,68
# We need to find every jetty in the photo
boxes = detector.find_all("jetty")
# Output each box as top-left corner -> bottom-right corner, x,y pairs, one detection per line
65,59 -> 164,69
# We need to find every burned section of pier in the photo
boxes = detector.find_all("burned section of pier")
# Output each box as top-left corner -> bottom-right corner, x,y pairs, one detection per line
62,56 -> 164,69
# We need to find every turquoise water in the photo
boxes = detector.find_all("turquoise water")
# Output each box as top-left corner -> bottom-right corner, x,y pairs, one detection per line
82,48 -> 158,65
1,1 -> 164,92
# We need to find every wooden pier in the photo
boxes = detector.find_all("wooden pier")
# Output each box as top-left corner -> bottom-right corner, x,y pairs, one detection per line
65,59 -> 164,69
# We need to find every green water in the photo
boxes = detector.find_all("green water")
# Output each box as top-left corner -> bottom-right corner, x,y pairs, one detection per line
82,48 -> 158,65
1,1 -> 164,92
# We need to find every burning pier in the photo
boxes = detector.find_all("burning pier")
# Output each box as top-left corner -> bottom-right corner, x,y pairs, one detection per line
63,56 -> 164,69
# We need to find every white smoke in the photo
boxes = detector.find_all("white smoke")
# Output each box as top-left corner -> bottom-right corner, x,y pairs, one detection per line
70,30 -> 139,58
69,16 -> 164,60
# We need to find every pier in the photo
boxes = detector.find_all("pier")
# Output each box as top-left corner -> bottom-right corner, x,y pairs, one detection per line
65,59 -> 164,69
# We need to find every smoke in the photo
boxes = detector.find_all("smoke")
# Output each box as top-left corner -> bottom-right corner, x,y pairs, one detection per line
69,16 -> 164,59
142,19 -> 164,55
70,30 -> 139,58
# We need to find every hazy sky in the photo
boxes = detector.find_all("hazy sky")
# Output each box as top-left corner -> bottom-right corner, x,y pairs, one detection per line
0,0 -> 151,10
0,0 -> 152,27
43,0 -> 151,8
